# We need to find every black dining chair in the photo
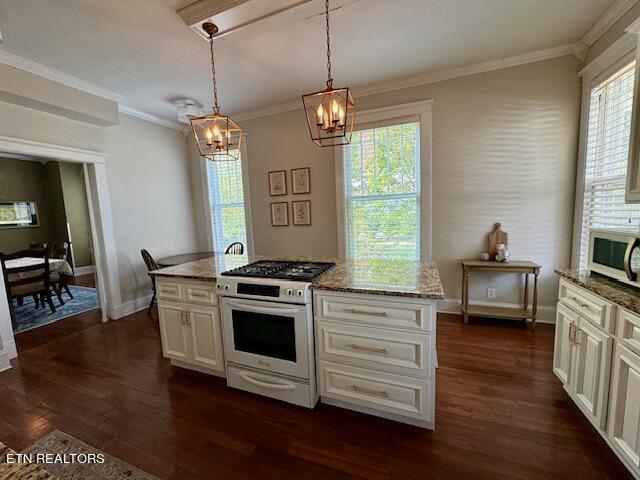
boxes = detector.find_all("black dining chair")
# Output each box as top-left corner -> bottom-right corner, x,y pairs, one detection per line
225,242 -> 244,255
141,249 -> 159,314
50,241 -> 73,301
1,249 -> 56,328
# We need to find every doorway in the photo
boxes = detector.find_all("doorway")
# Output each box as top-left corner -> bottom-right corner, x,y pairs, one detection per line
0,135 -> 121,367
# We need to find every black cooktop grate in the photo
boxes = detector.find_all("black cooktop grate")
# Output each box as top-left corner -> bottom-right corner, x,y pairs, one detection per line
221,260 -> 335,282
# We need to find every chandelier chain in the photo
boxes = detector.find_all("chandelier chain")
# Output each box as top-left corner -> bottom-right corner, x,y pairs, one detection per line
325,0 -> 332,88
209,34 -> 220,113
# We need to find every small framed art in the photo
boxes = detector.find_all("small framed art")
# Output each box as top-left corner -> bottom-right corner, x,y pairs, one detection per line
269,170 -> 287,196
270,202 -> 289,226
291,167 -> 310,194
292,200 -> 311,226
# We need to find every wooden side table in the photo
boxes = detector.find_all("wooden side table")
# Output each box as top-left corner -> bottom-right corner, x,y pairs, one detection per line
461,260 -> 541,328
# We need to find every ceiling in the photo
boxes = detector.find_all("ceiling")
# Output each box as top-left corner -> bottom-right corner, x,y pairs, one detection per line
0,0 -> 619,123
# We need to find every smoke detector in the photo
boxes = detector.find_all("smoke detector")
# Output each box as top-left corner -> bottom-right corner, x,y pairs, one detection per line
173,98 -> 204,124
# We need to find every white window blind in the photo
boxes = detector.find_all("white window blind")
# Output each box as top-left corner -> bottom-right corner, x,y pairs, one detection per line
206,158 -> 248,252
343,122 -> 420,261
580,61 -> 640,268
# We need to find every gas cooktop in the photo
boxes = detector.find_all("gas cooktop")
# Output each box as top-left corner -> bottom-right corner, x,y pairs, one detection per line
221,260 -> 335,282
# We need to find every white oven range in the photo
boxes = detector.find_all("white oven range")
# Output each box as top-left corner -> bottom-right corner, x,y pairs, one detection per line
218,261 -> 334,408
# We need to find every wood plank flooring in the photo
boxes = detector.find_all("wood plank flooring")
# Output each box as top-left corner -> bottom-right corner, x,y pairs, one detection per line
1,311 -> 631,479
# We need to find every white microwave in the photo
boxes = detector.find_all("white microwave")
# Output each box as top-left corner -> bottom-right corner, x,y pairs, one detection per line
588,229 -> 640,288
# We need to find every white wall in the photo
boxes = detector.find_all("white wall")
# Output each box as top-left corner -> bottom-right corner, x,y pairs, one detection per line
105,113 -> 198,314
215,56 -> 581,319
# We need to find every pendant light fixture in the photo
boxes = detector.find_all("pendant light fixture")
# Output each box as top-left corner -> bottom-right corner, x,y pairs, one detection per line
191,23 -> 242,161
302,0 -> 355,147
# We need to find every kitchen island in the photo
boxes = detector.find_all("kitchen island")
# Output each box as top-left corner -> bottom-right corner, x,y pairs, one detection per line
150,255 -> 444,428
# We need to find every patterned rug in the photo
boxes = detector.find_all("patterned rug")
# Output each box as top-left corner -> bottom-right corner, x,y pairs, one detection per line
12,286 -> 100,334
19,430 -> 159,479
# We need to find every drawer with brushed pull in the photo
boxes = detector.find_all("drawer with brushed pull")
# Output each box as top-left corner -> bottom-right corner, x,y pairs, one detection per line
313,292 -> 432,332
317,320 -> 432,377
558,278 -> 614,332
318,360 -> 432,421
184,283 -> 217,306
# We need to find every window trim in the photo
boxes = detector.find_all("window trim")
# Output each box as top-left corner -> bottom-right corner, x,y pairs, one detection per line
335,99 -> 433,261
200,135 -> 255,255
572,34 -> 636,269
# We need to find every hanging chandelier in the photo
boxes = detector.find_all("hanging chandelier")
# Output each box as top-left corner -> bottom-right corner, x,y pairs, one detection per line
191,23 -> 242,161
302,0 -> 355,147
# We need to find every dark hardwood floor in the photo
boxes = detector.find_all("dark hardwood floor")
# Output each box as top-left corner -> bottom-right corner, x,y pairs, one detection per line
14,273 -> 101,353
0,311 -> 631,479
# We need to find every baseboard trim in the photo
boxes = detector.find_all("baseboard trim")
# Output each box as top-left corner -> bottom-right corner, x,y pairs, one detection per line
0,348 -> 10,372
437,298 -> 556,324
111,294 -> 153,320
74,265 -> 96,276
2,339 -> 17,360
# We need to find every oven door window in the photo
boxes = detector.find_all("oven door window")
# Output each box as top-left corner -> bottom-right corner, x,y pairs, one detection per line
231,310 -> 297,362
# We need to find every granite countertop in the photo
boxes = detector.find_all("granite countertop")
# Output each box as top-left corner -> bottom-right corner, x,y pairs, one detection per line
555,269 -> 640,315
150,254 -> 445,300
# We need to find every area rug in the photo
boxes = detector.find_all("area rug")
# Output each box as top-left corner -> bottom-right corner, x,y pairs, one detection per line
19,430 -> 159,480
12,286 -> 100,334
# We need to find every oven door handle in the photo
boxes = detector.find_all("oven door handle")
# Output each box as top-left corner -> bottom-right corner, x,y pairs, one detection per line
225,300 -> 301,315
624,238 -> 640,282
238,371 -> 297,391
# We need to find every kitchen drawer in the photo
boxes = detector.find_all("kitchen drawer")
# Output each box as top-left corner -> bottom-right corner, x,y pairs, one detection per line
184,283 -> 217,306
318,360 -> 432,421
314,292 -> 432,332
156,280 -> 182,302
558,278 -> 614,333
227,365 -> 316,408
317,320 -> 432,378
617,308 -> 640,356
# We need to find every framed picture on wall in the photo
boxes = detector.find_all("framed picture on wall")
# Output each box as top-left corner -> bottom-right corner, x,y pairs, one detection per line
291,167 -> 310,194
268,170 -> 287,196
0,201 -> 39,229
270,202 -> 289,226
292,200 -> 311,226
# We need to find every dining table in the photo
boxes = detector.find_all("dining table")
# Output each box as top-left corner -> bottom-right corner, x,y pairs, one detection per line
156,251 -> 216,268
4,257 -> 73,280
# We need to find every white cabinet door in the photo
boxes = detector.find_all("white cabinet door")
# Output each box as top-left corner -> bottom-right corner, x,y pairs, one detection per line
158,302 -> 190,362
187,305 -> 224,373
571,318 -> 613,429
553,303 -> 577,388
608,343 -> 640,476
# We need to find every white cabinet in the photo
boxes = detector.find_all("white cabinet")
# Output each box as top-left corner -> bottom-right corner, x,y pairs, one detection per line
554,278 -> 640,479
553,301 -> 613,429
608,343 -> 640,478
571,317 -> 613,429
553,302 -> 577,387
156,278 -> 224,376
158,302 -> 190,362
314,290 -> 436,429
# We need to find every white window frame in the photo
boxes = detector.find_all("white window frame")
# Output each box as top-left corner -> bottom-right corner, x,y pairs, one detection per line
572,34 -> 637,269
335,99 -> 433,261
200,135 -> 255,255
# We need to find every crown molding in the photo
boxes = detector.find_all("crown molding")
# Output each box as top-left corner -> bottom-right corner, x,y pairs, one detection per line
0,48 -> 184,131
233,42 -> 584,122
0,48 -> 127,104
580,0 -> 638,47
117,104 -> 183,131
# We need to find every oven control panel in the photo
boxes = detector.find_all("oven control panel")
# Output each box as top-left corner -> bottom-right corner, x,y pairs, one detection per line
216,277 -> 311,304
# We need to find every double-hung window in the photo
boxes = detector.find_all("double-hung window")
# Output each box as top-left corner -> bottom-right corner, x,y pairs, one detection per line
579,61 -> 640,268
206,156 -> 250,252
340,117 -> 424,261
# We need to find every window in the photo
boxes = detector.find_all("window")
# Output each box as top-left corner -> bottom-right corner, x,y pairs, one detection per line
580,61 -> 640,268
206,158 -> 249,252
343,122 -> 421,261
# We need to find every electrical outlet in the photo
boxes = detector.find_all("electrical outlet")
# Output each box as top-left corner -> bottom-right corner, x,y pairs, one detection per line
487,288 -> 496,299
